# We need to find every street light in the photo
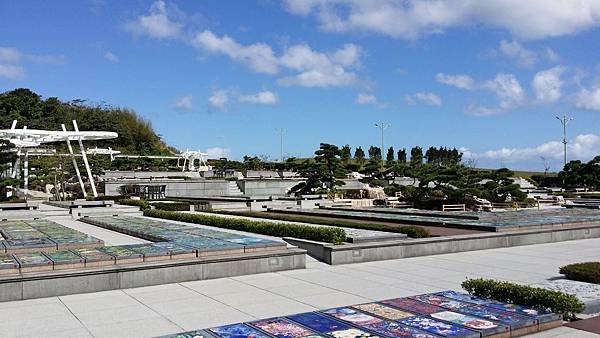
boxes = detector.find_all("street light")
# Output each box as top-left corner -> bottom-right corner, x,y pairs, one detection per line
276,128 -> 285,162
555,114 -> 573,169
375,122 -> 390,171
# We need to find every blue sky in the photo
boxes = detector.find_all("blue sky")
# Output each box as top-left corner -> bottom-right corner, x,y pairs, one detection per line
2,1 -> 600,171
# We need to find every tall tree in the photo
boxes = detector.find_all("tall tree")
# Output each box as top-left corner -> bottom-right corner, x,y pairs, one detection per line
290,143 -> 347,194
386,146 -> 395,162
368,146 -> 381,160
354,147 -> 365,165
410,146 -> 423,168
397,148 -> 407,163
340,144 -> 351,165
0,140 -> 19,200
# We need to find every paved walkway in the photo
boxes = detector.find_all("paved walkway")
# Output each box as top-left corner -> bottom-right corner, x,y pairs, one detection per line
1,238 -> 599,337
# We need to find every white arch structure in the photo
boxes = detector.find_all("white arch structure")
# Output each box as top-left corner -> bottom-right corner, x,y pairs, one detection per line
0,120 -> 118,198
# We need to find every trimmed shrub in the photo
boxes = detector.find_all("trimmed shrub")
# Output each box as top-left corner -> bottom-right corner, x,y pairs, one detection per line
560,262 -> 600,284
118,199 -> 150,211
152,202 -> 191,211
217,211 -> 430,238
462,278 -> 584,321
144,209 -> 347,244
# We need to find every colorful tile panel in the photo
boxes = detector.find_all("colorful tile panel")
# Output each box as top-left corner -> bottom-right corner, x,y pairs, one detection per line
0,254 -> 18,269
13,252 -> 53,266
322,307 -> 383,326
434,291 -> 490,305
72,248 -> 115,262
43,250 -> 84,264
156,329 -> 216,338
483,302 -> 560,322
352,303 -> 415,321
430,311 -> 509,335
409,294 -> 471,310
287,313 -> 353,334
457,305 -> 536,329
251,318 -> 321,338
97,246 -> 143,259
399,316 -> 479,337
210,323 -> 271,338
361,321 -> 439,338
380,298 -> 446,315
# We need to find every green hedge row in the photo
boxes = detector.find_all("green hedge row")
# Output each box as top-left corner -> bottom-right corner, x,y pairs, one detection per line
462,278 -> 584,321
151,202 -> 191,211
144,209 -> 347,244
560,262 -> 600,284
218,211 -> 430,238
118,199 -> 151,211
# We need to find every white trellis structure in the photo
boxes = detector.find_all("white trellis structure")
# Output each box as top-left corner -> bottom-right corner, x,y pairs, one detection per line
177,150 -> 210,172
0,120 -> 118,198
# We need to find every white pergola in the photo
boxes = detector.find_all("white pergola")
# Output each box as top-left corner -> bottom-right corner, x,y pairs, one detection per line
0,120 -> 118,198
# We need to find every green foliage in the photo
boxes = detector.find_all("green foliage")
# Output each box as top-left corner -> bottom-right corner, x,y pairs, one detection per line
0,139 -> 20,201
354,147 -> 366,165
0,88 -> 172,155
410,146 -> 423,167
144,209 -> 347,244
290,143 -> 347,195
151,202 -> 191,211
368,146 -> 381,160
559,262 -> 600,284
462,278 -> 584,321
425,146 -> 462,166
386,146 -> 395,162
397,148 -> 407,163
341,145 -> 351,164
217,211 -> 430,238
118,198 -> 150,211
559,156 -> 600,190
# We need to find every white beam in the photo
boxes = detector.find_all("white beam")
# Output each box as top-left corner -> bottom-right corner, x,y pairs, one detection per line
62,124 -> 87,198
72,120 -> 98,197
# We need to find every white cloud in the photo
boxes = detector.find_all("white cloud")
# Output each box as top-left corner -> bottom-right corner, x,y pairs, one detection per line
478,134 -> 600,163
124,0 -> 182,39
0,64 -> 25,80
192,30 -> 360,87
532,66 -> 565,103
436,73 -> 474,90
406,92 -> 442,106
498,40 -> 536,67
0,47 -> 21,63
208,90 -> 229,111
104,51 -> 119,63
239,90 -> 279,105
575,86 -> 600,111
356,93 -> 377,105
174,95 -> 193,111
283,0 -> 600,40
278,43 -> 360,87
545,48 -> 560,62
471,73 -> 525,115
206,146 -> 231,159
191,30 -> 279,74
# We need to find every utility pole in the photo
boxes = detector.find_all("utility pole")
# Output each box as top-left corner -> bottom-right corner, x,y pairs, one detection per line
555,114 -> 573,169
374,122 -> 390,171
276,128 -> 285,162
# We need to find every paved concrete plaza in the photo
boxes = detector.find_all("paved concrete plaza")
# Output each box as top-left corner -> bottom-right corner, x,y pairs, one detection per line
1,238 -> 599,338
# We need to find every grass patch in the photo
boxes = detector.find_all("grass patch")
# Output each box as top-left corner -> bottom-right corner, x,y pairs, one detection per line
144,209 -> 347,244
215,210 -> 430,238
462,278 -> 584,321
560,262 -> 600,284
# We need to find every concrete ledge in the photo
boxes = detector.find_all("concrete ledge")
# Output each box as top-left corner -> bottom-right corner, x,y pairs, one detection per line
0,248 -> 306,302
284,223 -> 600,265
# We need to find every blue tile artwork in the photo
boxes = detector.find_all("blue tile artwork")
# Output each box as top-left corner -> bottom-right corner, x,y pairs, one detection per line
399,316 -> 479,338
156,293 -> 563,338
209,323 -> 271,338
434,291 -> 490,305
457,305 -> 537,329
409,294 -> 472,310
287,313 -> 378,338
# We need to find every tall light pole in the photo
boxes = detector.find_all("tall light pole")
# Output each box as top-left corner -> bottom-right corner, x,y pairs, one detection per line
555,114 -> 573,169
276,128 -> 285,162
375,122 -> 390,171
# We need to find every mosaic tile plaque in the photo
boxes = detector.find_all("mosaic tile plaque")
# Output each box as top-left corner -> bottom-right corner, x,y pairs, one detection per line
483,302 -> 561,323
458,305 -> 537,329
72,248 -> 116,267
209,323 -> 271,338
361,321 -> 439,338
43,250 -> 85,270
124,244 -> 171,262
380,298 -> 446,315
409,294 -> 472,310
13,252 -> 53,272
430,311 -> 510,336
0,254 -> 19,274
322,307 -> 383,326
352,303 -> 415,321
251,317 -> 322,338
3,238 -> 57,253
434,291 -> 490,305
399,316 -> 479,338
97,246 -> 143,264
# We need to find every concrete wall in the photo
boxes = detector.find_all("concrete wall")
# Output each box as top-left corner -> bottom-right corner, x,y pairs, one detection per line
237,179 -> 301,196
0,248 -> 306,302
284,224 -> 600,265
103,171 -> 202,179
104,180 -> 231,198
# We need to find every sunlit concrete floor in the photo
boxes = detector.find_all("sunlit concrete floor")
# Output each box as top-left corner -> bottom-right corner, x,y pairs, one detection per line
1,237 -> 599,338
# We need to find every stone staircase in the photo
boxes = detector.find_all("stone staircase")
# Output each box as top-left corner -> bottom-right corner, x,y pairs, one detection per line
227,181 -> 244,196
